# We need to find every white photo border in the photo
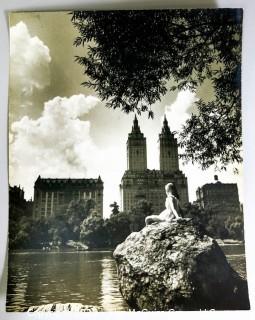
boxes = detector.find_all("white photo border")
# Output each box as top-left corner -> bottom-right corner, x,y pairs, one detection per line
1,1 -> 254,319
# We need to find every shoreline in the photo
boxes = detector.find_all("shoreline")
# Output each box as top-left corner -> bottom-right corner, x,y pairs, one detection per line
9,240 -> 244,253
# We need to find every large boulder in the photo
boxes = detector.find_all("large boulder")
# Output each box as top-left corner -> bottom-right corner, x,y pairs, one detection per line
113,219 -> 250,311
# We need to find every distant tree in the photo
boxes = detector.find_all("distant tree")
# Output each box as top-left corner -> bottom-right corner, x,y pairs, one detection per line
47,216 -> 70,245
104,211 -> 131,247
32,217 -> 51,247
183,203 -> 210,226
80,215 -> 107,248
66,198 -> 95,240
184,203 -> 231,239
109,201 -> 120,216
71,9 -> 242,170
9,216 -> 50,250
206,214 -> 229,239
9,216 -> 32,249
129,200 -> 153,232
225,215 -> 244,240
9,217 -> 21,249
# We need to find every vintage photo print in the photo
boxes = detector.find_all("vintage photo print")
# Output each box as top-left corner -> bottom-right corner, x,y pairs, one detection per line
7,9 -> 250,311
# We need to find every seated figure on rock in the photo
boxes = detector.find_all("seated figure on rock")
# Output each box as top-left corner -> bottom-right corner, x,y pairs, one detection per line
145,183 -> 182,226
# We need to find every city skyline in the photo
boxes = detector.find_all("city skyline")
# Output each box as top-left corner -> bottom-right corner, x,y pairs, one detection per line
9,112 -> 242,217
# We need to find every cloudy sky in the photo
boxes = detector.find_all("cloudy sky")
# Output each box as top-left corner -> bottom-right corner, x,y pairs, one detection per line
9,11 -> 243,217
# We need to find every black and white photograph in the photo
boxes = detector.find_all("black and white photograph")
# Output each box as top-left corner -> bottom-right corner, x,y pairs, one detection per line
1,1 -> 254,315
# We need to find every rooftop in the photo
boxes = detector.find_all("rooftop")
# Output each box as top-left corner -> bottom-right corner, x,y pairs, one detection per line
34,175 -> 103,187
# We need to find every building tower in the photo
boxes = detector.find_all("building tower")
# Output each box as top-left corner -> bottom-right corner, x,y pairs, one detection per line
127,115 -> 147,171
159,115 -> 179,172
120,115 -> 189,212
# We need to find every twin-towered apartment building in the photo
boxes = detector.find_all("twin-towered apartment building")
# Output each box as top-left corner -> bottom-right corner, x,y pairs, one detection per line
120,115 -> 189,213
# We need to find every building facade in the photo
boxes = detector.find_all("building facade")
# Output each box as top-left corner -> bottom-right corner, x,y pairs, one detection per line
196,178 -> 241,218
33,176 -> 103,219
120,116 -> 189,213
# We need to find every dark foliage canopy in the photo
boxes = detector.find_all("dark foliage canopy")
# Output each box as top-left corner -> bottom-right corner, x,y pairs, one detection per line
71,9 -> 242,170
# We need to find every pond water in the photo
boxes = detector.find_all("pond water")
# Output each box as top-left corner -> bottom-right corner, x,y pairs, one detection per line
6,245 -> 247,312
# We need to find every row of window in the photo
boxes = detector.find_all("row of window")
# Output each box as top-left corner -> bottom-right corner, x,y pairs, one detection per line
40,191 -> 101,201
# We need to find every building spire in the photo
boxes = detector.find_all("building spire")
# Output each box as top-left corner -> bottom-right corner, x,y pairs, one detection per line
132,114 -> 141,133
161,114 -> 171,134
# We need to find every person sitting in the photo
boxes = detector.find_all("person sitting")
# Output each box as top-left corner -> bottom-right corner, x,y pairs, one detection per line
145,182 -> 182,226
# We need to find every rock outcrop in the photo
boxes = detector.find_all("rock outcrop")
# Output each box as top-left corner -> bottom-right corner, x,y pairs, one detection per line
27,303 -> 102,312
113,219 -> 250,311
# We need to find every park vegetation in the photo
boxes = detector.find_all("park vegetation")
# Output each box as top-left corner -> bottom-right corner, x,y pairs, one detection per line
9,198 -> 244,251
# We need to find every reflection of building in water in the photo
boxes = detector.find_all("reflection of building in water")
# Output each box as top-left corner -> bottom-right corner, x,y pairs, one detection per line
100,258 -> 127,311
196,175 -> 241,218
120,116 -> 189,212
33,176 -> 103,218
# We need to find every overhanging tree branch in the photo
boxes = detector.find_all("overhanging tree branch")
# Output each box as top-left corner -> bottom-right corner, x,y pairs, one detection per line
70,9 -> 242,170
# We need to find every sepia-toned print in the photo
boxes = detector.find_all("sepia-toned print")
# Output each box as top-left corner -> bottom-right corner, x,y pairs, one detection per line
7,9 -> 250,311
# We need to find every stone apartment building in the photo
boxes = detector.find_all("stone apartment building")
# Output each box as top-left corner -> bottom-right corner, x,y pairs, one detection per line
33,176 -> 103,218
196,176 -> 241,219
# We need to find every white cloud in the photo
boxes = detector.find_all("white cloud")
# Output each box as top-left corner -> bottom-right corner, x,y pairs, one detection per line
164,89 -> 198,132
10,21 -> 51,97
9,94 -> 100,199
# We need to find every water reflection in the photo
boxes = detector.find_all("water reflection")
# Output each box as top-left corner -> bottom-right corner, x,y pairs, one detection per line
100,258 -> 128,311
7,251 -> 127,311
221,244 -> 247,279
7,263 -> 29,312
